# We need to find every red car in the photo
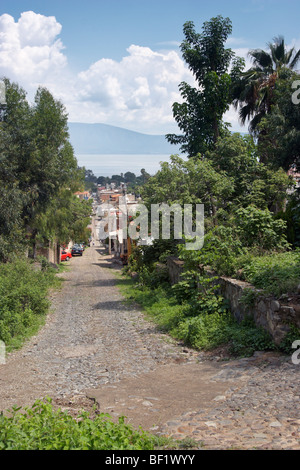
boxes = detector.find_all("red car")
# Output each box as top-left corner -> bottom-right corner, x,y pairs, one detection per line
61,251 -> 72,262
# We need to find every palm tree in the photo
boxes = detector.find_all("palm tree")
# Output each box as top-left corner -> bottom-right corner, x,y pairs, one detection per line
233,36 -> 300,133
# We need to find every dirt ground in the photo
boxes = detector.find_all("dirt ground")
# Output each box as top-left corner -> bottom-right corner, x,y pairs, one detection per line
85,361 -> 243,431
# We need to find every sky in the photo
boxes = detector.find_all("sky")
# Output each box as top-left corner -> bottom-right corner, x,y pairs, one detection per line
0,0 -> 300,135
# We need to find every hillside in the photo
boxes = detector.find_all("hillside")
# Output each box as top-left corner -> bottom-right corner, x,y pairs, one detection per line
68,122 -> 180,155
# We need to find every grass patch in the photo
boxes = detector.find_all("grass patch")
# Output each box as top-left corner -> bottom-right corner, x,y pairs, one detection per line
0,398 -> 174,450
115,272 -> 276,357
0,259 -> 62,352
237,250 -> 300,297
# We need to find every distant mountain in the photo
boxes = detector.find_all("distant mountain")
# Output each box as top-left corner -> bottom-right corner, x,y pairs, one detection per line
68,122 -> 180,155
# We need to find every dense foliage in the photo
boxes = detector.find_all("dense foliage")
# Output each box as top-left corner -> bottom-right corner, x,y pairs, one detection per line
126,16 -> 300,356
118,272 -> 276,358
0,259 -> 61,350
0,398 -> 164,450
0,79 -> 93,349
257,73 -> 300,171
166,16 -> 245,156
94,168 -> 151,193
239,250 -> 300,297
0,259 -> 59,350
232,37 -> 300,134
0,79 -> 92,262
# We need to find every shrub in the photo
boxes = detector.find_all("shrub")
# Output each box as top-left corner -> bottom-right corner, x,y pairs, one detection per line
137,263 -> 169,290
198,225 -> 245,276
0,259 -> 60,349
226,316 -> 275,357
117,273 -> 277,357
0,398 -> 161,450
174,313 -> 275,356
234,206 -> 289,251
172,271 -> 227,316
174,312 -> 233,350
239,250 -> 300,296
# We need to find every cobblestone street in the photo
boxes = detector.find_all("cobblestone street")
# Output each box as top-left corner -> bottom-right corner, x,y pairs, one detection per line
0,243 -> 299,450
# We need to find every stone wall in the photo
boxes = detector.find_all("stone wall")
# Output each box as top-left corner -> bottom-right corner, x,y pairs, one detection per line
36,240 -> 60,265
166,257 -> 300,345
166,257 -> 185,285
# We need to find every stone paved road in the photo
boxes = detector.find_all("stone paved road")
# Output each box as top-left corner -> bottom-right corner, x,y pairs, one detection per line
159,352 -> 300,449
0,243 -> 201,409
0,243 -> 299,450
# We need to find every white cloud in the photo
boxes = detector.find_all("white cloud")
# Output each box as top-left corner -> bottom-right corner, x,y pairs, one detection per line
233,47 -> 253,71
226,37 -> 248,47
69,44 -> 194,133
0,11 -> 252,134
155,40 -> 181,48
224,105 -> 245,133
0,11 -> 67,95
17,11 -> 62,47
0,12 -> 195,133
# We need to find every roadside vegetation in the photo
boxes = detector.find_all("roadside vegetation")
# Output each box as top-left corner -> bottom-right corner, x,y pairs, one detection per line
121,16 -> 300,358
0,398 -> 176,450
0,258 -> 63,352
117,271 -> 276,358
0,79 -> 93,265
119,244 -> 299,357
0,80 -> 92,350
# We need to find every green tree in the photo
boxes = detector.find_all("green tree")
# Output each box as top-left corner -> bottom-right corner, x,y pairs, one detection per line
234,205 -> 289,251
0,79 -> 86,260
110,174 -> 123,185
97,175 -> 109,186
139,168 -> 151,184
83,168 -> 98,190
256,72 -> 300,171
166,16 -> 245,156
30,87 -> 78,201
233,36 -> 300,133
124,171 -> 136,183
26,87 -> 79,255
205,133 -> 292,212
32,184 -> 92,248
0,79 -> 33,260
278,188 -> 300,247
0,183 -> 25,262
141,154 -> 234,218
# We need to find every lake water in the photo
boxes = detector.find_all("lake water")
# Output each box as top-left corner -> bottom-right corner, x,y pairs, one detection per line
76,154 -> 183,177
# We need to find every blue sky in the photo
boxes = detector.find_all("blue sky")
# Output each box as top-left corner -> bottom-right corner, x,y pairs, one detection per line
0,0 -> 300,134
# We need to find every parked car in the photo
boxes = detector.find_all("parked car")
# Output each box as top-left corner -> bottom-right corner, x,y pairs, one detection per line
61,251 -> 72,262
71,244 -> 84,256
